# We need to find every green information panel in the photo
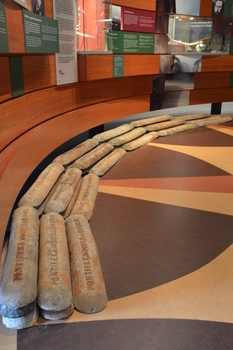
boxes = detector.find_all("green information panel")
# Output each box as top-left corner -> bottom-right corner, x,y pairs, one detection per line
224,0 -> 233,17
112,30 -> 154,54
0,0 -> 9,53
9,57 -> 25,98
113,56 -> 124,77
23,10 -> 59,53
230,72 -> 233,87
230,38 -> 233,54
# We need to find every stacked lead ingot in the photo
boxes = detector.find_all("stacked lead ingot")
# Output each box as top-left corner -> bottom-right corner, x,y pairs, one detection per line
44,168 -> 82,215
70,174 -> 100,221
18,163 -> 64,216
66,215 -> 107,314
0,207 -> 39,329
53,139 -> 99,167
37,213 -> 73,320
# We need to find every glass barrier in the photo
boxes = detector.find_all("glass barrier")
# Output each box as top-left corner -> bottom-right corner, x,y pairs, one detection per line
168,15 -> 232,54
76,0 -> 112,53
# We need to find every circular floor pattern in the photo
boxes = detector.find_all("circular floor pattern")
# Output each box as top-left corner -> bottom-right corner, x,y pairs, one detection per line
90,123 -> 233,300
2,117 -> 233,349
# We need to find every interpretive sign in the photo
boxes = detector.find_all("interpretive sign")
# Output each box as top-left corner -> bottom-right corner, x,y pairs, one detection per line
112,30 -> 154,54
23,10 -> 59,53
0,0 -> 9,53
122,7 -> 155,33
113,56 -> 124,77
190,20 -> 212,42
111,5 -> 155,34
53,0 -> 77,85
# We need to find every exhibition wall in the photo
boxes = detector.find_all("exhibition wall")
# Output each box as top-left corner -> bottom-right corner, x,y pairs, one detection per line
0,0 -> 233,252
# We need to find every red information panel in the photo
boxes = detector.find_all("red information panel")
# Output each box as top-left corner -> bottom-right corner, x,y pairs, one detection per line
121,7 -> 155,33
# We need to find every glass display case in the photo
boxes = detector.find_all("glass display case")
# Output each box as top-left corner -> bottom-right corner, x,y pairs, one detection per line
168,15 -> 232,54
76,0 -> 112,53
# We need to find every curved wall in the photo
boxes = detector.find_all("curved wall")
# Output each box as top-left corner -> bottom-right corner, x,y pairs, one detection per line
0,0 -> 232,252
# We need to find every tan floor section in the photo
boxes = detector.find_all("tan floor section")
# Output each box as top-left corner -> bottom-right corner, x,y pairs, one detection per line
98,186 -> 233,216
99,175 -> 233,193
0,318 -> 17,350
207,125 -> 233,137
148,143 -> 233,175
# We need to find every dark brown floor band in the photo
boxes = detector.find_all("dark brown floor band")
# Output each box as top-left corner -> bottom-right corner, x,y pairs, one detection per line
102,145 -> 229,181
17,319 -> 233,350
90,193 -> 233,300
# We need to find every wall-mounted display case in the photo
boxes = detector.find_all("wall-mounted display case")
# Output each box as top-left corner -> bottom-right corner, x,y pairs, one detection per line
168,15 -> 233,54
76,0 -> 112,53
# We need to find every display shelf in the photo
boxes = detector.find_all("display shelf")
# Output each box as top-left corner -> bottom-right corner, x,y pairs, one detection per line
168,14 -> 233,55
78,51 -> 112,54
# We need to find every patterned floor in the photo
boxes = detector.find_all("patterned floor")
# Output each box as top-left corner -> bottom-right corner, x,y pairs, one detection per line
1,121 -> 233,349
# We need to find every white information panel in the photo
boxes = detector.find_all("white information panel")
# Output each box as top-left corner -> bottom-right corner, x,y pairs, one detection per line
53,0 -> 78,85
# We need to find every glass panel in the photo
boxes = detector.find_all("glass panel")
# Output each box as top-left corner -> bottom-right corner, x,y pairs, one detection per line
168,15 -> 233,54
175,0 -> 201,16
76,0 -> 112,53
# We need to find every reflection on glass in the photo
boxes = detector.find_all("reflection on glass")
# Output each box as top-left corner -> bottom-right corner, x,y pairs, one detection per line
160,54 -> 202,73
175,0 -> 200,16
164,73 -> 194,91
168,14 -> 232,54
76,0 -> 112,52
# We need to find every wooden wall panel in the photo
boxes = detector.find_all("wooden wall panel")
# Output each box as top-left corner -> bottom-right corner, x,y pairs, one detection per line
78,55 -> 160,81
0,76 -> 153,151
112,0 -> 156,11
23,55 -> 56,92
201,56 -> 233,72
5,1 -> 25,54
78,55 -> 87,81
0,57 -> 12,103
124,55 -> 160,77
0,95 -> 150,252
199,0 -> 212,17
44,0 -> 54,18
78,55 -> 113,81
194,72 -> 231,89
190,87 -> 233,105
